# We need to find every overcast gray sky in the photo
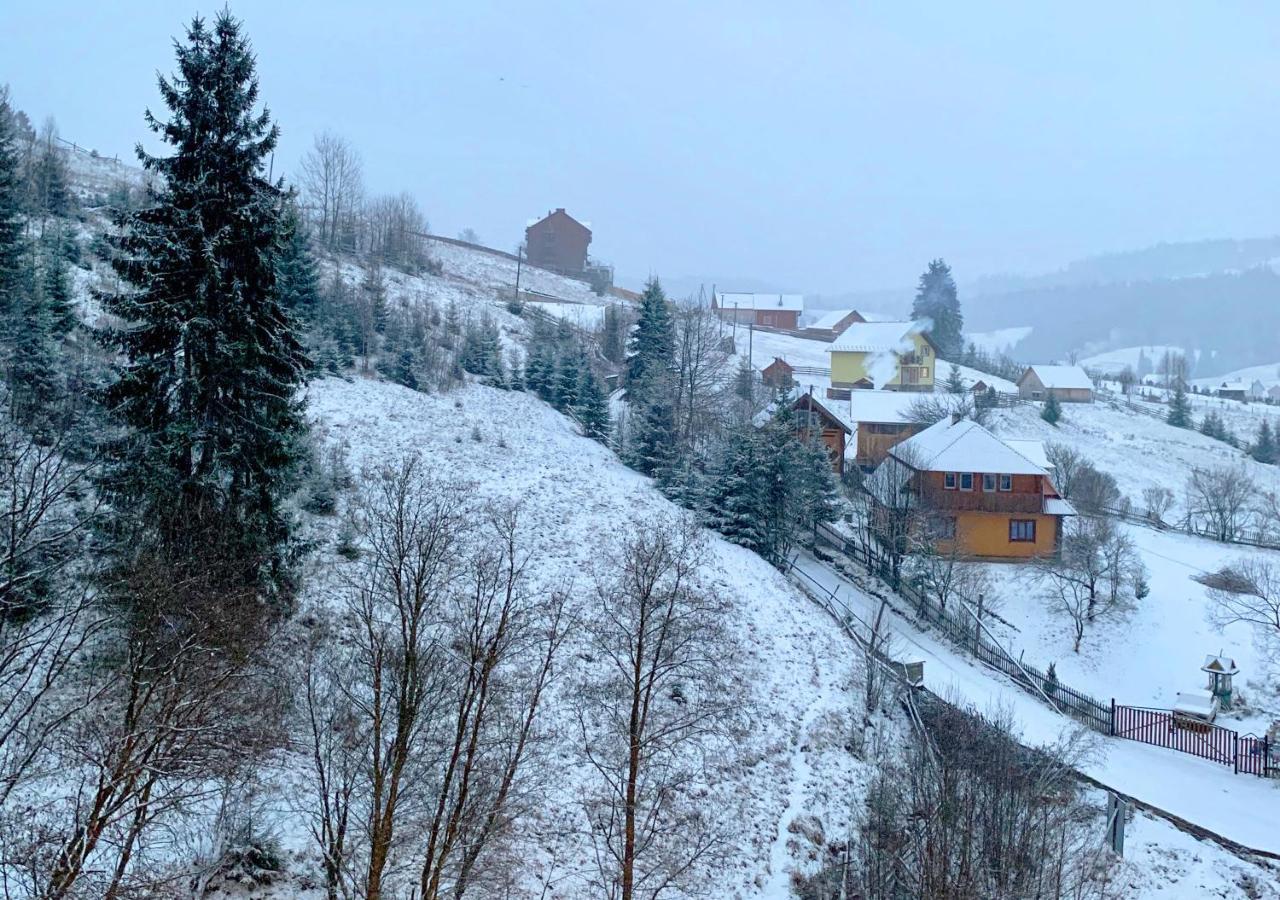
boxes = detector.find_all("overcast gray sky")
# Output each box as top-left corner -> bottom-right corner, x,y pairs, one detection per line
3,1 -> 1278,293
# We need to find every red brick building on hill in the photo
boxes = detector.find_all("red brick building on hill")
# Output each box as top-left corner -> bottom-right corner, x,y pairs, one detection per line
525,208 -> 592,276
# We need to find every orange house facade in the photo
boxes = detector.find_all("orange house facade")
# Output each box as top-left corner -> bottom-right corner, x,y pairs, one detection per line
875,416 -> 1074,559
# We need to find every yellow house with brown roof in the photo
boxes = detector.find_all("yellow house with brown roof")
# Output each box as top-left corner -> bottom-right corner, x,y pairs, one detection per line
828,321 -> 938,391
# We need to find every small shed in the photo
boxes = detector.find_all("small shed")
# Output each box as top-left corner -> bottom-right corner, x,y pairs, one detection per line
762,357 -> 795,389
1017,365 -> 1095,403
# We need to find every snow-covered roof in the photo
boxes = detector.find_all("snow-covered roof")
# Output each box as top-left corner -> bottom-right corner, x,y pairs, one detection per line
1021,365 -> 1094,390
889,417 -> 1046,476
845,390 -> 922,425
810,308 -> 860,330
718,292 -> 804,312
1202,654 -> 1238,675
1043,497 -> 1077,516
1004,439 -> 1050,470
829,321 -> 928,354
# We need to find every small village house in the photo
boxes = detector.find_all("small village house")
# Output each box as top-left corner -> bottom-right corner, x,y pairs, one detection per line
712,292 -> 805,329
761,357 -> 795,390
1267,384 -> 1280,403
1017,365 -> 1095,403
844,390 -> 928,468
1249,379 -> 1267,401
827,321 -> 938,392
870,415 -> 1075,559
525,208 -> 592,276
1216,381 -> 1248,401
803,308 -> 865,340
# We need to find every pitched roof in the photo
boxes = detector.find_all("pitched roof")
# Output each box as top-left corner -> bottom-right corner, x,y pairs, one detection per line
1003,439 -> 1050,470
889,417 -> 1046,475
718,292 -> 804,312
845,389 -> 923,425
810,308 -> 861,330
829,321 -> 929,354
1020,365 -> 1094,390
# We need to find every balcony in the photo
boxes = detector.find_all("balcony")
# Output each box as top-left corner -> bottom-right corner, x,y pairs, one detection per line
918,487 -> 1045,514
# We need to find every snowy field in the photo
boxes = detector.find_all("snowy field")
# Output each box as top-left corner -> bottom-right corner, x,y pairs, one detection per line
1081,344 -> 1190,376
965,325 -> 1032,354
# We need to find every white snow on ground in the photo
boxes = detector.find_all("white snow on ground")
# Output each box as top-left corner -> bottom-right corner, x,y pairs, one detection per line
525,299 -> 608,329
304,375 -> 866,896
1081,345 -> 1190,376
792,554 -> 1280,858
965,325 -> 1032,354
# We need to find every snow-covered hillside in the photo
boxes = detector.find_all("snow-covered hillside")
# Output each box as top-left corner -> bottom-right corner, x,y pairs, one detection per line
1080,344 -> 1191,376
303,376 -> 867,895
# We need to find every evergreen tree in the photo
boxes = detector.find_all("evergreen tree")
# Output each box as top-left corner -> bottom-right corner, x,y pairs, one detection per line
97,12 -> 308,599
575,368 -> 611,442
524,345 -> 554,401
359,261 -> 388,335
945,363 -> 965,394
0,89 -> 25,324
40,234 -> 77,337
275,199 -> 320,325
628,393 -> 677,478
1252,420 -> 1276,464
1167,382 -> 1192,428
704,427 -> 765,552
10,280 -> 60,424
1041,392 -> 1062,425
625,276 -> 674,404
734,357 -> 757,406
552,348 -> 583,410
910,258 -> 963,358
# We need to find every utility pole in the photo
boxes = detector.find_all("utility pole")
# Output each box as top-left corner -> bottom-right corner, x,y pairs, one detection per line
514,244 -> 524,302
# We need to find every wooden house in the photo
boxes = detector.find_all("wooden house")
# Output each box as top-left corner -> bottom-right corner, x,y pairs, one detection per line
827,321 -> 938,392
844,390 -> 927,467
712,292 -> 804,329
1017,365 -> 1094,403
792,391 -> 851,475
871,416 -> 1074,559
803,308 -> 865,340
1216,381 -> 1248,401
525,208 -> 592,275
761,357 -> 795,389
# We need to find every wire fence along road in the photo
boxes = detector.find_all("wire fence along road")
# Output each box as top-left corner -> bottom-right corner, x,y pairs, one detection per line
803,522 -> 1276,779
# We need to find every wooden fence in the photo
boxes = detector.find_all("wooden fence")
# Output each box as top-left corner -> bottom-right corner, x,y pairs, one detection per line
809,522 -> 1276,777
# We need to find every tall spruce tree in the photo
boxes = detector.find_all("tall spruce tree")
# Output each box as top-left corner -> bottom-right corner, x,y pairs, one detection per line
704,426 -> 765,553
40,232 -> 77,337
98,12 -> 307,599
0,89 -> 25,324
910,258 -> 963,358
625,276 -> 674,404
1167,382 -> 1192,428
275,198 -> 320,326
575,367 -> 611,442
1252,419 -> 1276,465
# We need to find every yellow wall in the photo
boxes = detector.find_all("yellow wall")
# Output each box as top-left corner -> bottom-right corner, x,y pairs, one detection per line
830,332 -> 935,390
938,511 -> 1060,559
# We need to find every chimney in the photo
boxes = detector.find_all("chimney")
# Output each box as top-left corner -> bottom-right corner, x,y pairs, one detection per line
951,412 -> 963,425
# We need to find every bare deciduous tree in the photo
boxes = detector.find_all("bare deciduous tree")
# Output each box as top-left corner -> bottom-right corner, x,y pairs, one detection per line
300,131 -> 365,253
577,515 -> 737,900
1195,558 -> 1280,640
673,303 -> 731,452
1141,485 -> 1174,526
1185,464 -> 1256,543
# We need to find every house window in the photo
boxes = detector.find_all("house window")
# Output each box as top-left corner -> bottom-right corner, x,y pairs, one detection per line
959,473 -> 973,491
999,474 -> 1013,492
1009,519 -> 1037,542
944,472 -> 956,490
982,474 -> 997,492
927,515 -> 957,540
1032,390 -> 1043,400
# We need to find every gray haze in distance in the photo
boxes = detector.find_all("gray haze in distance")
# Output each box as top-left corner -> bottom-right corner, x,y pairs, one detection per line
3,1 -> 1278,296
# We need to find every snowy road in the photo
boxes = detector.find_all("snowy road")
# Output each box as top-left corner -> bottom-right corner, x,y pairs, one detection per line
792,553 -> 1280,855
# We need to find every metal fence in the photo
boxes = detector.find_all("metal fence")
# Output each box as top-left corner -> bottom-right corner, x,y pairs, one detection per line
808,522 -> 1276,777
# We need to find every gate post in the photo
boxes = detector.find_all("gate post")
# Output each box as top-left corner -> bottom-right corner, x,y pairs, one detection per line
1109,699 -> 1116,737
1233,733 -> 1239,775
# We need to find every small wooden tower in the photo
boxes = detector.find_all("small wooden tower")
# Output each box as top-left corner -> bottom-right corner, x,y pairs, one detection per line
1202,653 -> 1239,710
